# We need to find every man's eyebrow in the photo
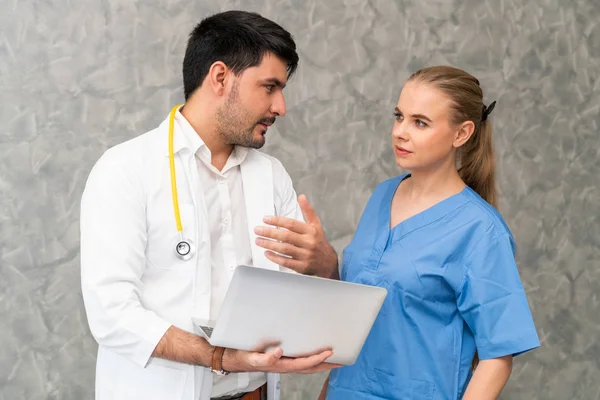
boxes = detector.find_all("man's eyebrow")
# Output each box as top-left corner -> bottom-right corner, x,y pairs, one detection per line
261,78 -> 286,89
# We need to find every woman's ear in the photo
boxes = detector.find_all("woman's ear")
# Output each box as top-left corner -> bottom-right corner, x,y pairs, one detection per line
453,120 -> 476,148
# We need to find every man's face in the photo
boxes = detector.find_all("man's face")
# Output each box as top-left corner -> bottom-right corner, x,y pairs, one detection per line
216,52 -> 288,149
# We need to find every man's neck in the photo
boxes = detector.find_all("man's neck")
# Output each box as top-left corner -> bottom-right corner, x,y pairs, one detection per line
180,102 -> 234,171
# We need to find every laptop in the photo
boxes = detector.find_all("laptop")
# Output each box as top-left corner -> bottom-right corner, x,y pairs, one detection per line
196,265 -> 387,365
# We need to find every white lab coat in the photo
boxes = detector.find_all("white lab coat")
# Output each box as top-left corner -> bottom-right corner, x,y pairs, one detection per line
80,112 -> 304,400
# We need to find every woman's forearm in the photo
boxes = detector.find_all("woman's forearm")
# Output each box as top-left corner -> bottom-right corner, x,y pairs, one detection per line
462,356 -> 513,400
318,374 -> 330,400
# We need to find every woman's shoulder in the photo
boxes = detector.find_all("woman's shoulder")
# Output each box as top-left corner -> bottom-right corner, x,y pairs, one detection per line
461,188 -> 513,236
453,188 -> 517,258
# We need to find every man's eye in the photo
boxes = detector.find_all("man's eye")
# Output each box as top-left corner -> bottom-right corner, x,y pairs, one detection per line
266,85 -> 275,92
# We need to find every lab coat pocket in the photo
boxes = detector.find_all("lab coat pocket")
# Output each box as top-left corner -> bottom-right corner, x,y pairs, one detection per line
147,204 -> 201,270
112,360 -> 187,400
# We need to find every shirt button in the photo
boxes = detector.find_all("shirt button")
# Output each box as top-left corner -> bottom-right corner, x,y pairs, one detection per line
223,216 -> 230,225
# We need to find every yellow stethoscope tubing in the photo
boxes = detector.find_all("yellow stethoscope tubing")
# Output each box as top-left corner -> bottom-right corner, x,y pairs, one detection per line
168,104 -> 185,236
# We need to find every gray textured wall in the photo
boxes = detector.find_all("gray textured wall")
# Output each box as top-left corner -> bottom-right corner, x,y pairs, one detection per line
1,0 -> 599,399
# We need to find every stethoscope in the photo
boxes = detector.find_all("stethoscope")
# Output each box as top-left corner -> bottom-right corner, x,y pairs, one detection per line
168,104 -> 195,261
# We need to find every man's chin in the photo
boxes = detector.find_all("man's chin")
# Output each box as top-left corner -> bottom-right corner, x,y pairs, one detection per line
249,137 -> 266,149
248,128 -> 267,148
234,136 -> 265,149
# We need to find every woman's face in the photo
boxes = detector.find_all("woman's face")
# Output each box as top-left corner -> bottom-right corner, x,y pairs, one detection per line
392,81 -> 471,172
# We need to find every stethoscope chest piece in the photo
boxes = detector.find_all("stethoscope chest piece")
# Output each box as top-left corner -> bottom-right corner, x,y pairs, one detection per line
174,238 -> 194,261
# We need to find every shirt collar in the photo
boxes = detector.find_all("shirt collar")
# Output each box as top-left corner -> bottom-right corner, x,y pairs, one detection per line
175,107 -> 205,155
165,106 -> 250,167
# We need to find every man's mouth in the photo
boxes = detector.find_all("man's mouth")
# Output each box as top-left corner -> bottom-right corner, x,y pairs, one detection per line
259,118 -> 275,127
258,118 -> 276,133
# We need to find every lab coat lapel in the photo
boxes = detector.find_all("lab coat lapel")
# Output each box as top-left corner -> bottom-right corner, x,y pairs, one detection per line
159,116 -> 212,322
240,151 -> 279,271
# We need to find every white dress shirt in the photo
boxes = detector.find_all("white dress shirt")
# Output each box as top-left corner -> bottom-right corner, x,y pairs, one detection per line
176,113 -> 267,397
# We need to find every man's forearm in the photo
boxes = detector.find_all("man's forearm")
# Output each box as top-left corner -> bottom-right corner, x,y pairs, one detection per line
152,325 -> 214,367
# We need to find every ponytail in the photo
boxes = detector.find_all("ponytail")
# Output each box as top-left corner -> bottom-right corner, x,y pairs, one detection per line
458,118 -> 497,208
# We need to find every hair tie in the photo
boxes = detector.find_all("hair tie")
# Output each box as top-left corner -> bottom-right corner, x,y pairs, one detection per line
481,101 -> 496,122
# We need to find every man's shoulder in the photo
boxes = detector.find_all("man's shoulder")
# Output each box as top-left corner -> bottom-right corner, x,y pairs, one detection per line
99,127 -> 163,167
85,127 -> 164,188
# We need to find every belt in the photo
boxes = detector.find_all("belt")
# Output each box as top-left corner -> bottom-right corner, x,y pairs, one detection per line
211,383 -> 267,400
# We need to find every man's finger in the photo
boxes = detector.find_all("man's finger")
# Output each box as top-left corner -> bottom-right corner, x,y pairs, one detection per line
251,347 -> 283,368
273,350 -> 334,372
298,194 -> 320,225
264,251 -> 310,274
256,237 -> 309,260
260,216 -> 310,234
255,226 -> 313,249
292,350 -> 333,368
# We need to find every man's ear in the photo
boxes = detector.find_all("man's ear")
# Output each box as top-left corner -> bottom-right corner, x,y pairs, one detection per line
207,61 -> 229,96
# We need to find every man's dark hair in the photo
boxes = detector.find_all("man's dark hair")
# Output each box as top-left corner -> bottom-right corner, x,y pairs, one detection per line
182,10 -> 299,100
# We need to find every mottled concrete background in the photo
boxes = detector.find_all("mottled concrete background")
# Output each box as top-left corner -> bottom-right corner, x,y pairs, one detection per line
1,0 -> 599,399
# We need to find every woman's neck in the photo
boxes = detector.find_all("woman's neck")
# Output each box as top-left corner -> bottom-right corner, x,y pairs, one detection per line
404,166 -> 466,202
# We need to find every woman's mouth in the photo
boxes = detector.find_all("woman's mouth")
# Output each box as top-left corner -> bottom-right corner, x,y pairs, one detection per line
395,145 -> 412,156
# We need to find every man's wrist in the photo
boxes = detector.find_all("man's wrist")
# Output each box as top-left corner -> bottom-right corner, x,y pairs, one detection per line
329,264 -> 340,280
221,348 -> 247,373
203,344 -> 216,368
327,250 -> 340,279
210,346 -> 228,375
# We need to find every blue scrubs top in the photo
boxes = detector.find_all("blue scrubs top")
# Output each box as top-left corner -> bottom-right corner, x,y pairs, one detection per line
327,175 -> 540,400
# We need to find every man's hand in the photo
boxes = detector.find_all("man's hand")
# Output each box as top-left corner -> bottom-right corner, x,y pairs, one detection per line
254,195 -> 339,278
222,346 -> 342,374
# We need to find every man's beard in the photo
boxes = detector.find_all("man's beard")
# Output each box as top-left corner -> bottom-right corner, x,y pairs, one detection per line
216,83 -> 275,149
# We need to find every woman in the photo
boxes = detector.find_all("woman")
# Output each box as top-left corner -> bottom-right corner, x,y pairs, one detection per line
320,66 -> 540,400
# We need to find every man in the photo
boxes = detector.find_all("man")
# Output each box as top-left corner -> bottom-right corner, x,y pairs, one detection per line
80,10 -> 339,400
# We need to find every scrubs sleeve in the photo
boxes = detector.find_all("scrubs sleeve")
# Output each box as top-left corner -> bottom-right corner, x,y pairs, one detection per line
456,233 -> 540,360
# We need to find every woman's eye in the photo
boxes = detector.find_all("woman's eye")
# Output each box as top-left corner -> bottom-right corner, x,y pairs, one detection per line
416,119 -> 427,128
394,112 -> 403,121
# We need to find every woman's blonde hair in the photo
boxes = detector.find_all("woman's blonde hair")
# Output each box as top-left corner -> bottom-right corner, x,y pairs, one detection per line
408,66 -> 497,209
